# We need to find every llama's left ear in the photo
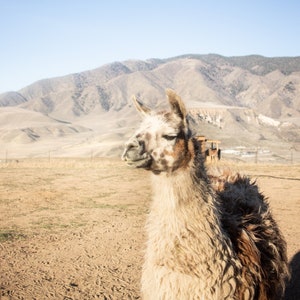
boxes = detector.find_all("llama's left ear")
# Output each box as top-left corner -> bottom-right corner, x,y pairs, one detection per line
132,95 -> 151,117
166,89 -> 187,120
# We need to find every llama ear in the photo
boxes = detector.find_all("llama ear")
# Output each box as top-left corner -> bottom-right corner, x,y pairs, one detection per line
132,95 -> 151,117
166,89 -> 187,120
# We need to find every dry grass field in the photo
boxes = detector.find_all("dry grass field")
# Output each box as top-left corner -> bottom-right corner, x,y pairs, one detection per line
0,158 -> 299,300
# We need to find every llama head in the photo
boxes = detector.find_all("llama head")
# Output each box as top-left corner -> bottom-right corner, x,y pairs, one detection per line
122,89 -> 193,174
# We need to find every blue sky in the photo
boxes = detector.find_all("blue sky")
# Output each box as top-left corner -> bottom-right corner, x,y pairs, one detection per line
1,0 -> 300,93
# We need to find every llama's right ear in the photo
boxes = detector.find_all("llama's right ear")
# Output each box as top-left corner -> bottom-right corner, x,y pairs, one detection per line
132,95 -> 151,117
166,89 -> 187,120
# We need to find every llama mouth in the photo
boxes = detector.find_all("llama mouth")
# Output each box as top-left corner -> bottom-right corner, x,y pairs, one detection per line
124,156 -> 152,168
122,149 -> 152,168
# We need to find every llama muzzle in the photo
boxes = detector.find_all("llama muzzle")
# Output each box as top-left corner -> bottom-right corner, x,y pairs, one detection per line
122,138 -> 152,168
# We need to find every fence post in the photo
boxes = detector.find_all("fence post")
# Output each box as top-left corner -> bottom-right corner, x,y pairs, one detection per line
255,148 -> 258,164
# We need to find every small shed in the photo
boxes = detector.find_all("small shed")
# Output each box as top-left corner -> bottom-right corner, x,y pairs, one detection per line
196,136 -> 221,161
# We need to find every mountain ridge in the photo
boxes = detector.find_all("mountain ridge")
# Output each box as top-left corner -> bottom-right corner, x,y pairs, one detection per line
0,54 -> 299,162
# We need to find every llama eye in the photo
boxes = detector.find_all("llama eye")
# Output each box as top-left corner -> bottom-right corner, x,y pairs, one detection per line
162,135 -> 177,141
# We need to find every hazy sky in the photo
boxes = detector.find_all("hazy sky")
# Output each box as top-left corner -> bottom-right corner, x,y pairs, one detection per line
1,0 -> 300,93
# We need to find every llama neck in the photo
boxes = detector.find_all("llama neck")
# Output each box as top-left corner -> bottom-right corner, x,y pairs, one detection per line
148,165 -> 234,281
148,138 -> 228,254
145,148 -> 237,299
151,152 -> 213,209
150,164 -> 221,233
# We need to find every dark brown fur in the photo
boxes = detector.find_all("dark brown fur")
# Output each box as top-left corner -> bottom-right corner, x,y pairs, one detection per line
193,137 -> 289,299
216,174 -> 289,299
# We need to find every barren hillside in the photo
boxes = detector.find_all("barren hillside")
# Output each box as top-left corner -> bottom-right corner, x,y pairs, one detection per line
0,54 -> 299,161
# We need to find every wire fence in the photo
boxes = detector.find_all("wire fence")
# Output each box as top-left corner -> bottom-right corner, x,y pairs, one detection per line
1,147 -> 299,165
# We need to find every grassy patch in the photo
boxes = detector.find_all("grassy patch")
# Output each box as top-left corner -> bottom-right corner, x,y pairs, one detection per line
82,198 -> 134,210
0,230 -> 27,242
40,223 -> 69,230
97,192 -> 117,198
30,219 -> 87,232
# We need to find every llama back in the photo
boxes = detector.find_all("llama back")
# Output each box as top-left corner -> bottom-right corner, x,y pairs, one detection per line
214,172 -> 289,299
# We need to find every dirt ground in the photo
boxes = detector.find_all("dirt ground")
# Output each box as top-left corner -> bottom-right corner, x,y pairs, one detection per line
0,158 -> 299,300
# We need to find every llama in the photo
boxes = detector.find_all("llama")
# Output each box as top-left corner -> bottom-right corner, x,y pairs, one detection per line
122,89 -> 289,300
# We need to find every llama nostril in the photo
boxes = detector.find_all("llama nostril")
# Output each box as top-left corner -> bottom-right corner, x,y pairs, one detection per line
138,140 -> 146,154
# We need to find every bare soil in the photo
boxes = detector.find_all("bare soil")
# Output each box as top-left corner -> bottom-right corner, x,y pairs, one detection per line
0,158 -> 299,300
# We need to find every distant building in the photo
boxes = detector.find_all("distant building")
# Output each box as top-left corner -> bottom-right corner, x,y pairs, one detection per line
196,136 -> 221,161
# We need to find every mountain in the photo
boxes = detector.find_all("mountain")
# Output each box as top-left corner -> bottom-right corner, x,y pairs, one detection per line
0,54 -> 299,162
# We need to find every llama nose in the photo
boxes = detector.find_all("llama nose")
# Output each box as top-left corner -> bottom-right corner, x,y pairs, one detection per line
122,138 -> 146,161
